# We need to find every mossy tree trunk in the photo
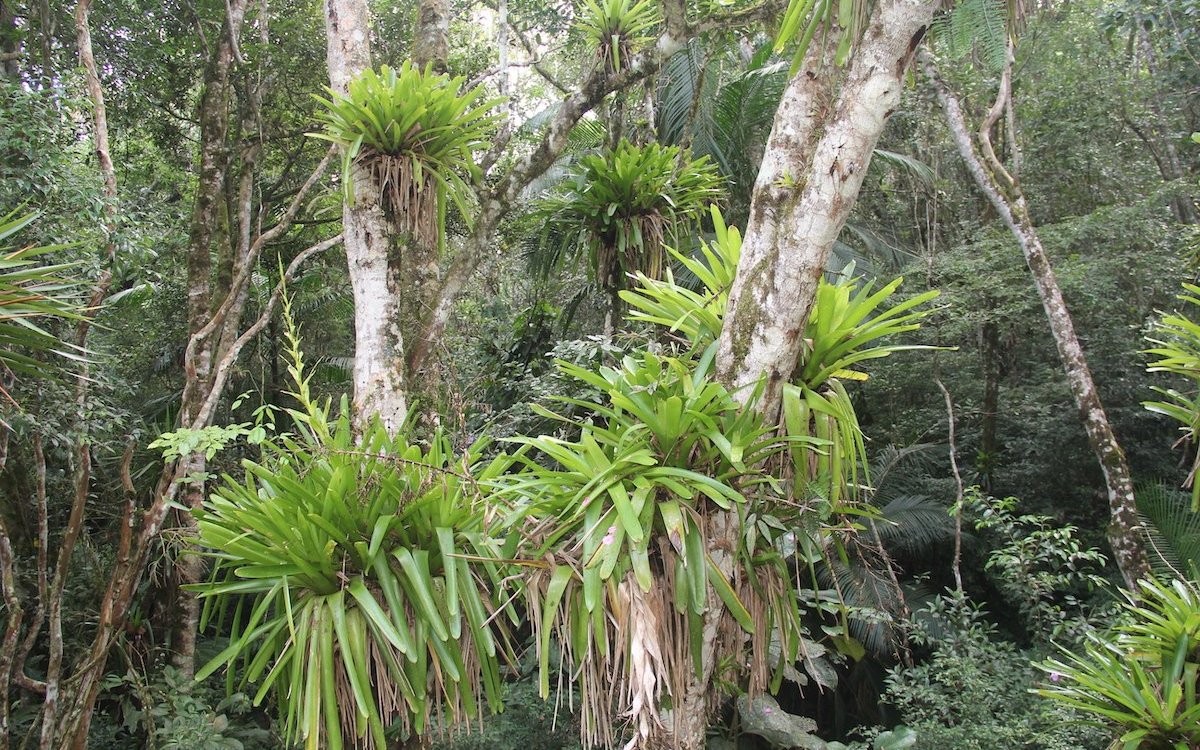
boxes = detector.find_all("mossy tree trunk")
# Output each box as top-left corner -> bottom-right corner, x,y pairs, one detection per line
715,0 -> 939,421
682,2 -> 938,748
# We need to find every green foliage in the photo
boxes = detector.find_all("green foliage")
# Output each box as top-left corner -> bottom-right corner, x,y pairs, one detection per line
500,348 -> 809,745
0,210 -> 85,381
966,490 -> 1107,638
1145,283 -> 1200,509
431,680 -> 580,750
928,0 -> 1009,71
533,141 -> 723,292
574,0 -> 659,73
494,204 -> 938,745
150,425 -> 261,461
501,343 -> 830,744
884,592 -> 1108,750
100,666 -> 274,750
1138,482 -> 1200,579
193,316 -> 516,750
625,208 -> 938,506
1038,577 -> 1200,750
312,63 -> 502,247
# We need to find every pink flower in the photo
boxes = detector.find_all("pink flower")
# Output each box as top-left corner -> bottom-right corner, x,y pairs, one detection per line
602,534 -> 615,545
1049,671 -> 1062,683
608,525 -> 617,534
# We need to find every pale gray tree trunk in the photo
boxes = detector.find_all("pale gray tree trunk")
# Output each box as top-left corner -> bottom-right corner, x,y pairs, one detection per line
685,2 -> 937,748
324,0 -> 409,432
921,49 -> 1150,589
715,0 -> 938,419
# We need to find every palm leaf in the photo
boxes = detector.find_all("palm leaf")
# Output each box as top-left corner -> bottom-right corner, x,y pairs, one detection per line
0,209 -> 86,382
1137,482 -> 1200,580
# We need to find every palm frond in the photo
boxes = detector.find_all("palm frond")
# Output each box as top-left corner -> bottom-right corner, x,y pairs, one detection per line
871,149 -> 936,188
1137,482 -> 1200,579
0,209 -> 87,381
874,494 -> 957,558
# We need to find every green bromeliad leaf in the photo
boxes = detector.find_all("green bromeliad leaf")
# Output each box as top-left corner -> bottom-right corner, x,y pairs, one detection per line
193,302 -> 517,750
311,63 -> 502,249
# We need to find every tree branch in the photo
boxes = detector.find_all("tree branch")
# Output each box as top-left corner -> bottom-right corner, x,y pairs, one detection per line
410,0 -> 786,374
191,233 -> 343,429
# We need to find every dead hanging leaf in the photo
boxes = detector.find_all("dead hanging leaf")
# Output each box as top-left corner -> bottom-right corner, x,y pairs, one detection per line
361,150 -> 440,249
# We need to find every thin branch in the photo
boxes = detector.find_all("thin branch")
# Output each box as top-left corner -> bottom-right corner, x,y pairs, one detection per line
13,435 -> 48,696
480,6 -> 569,94
0,516 -> 20,749
934,377 -> 964,594
977,38 -> 1017,194
191,233 -> 343,429
183,147 -> 334,373
465,56 -> 564,90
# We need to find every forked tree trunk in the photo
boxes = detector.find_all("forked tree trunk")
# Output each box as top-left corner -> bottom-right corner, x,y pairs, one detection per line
688,2 -> 937,748
325,0 -> 409,432
921,49 -> 1150,589
715,0 -> 939,420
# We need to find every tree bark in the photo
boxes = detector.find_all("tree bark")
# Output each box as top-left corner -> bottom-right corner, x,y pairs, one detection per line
979,320 -> 1001,492
174,0 -> 250,681
412,0 -> 449,73
921,48 -> 1150,589
324,0 -> 410,433
715,0 -> 938,419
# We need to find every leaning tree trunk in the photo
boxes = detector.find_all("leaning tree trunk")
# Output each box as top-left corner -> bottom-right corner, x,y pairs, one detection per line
324,0 -> 409,432
683,0 -> 938,747
921,48 -> 1150,589
715,0 -> 939,420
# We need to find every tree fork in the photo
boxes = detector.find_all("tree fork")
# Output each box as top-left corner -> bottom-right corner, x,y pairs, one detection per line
920,48 -> 1150,589
715,0 -> 938,420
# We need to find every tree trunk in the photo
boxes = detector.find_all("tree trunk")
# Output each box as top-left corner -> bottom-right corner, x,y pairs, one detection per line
979,320 -> 1001,492
921,49 -> 1150,589
0,0 -> 19,80
399,0 -> 451,417
174,0 -> 250,681
413,0 -> 449,73
690,3 -> 936,748
715,0 -> 938,419
324,0 -> 409,432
